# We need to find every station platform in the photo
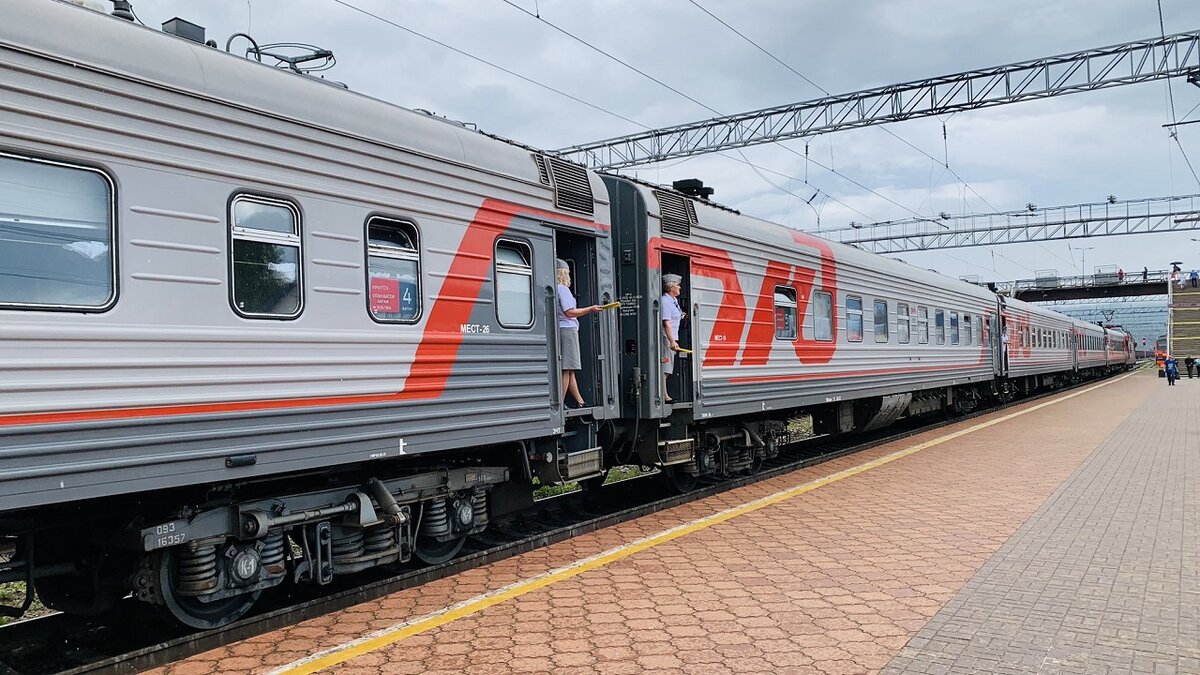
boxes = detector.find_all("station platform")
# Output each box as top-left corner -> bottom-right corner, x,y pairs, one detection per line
154,367 -> 1192,675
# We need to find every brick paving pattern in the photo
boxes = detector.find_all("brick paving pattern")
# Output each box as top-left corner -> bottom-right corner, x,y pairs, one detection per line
884,372 -> 1198,675
156,371 -> 1151,675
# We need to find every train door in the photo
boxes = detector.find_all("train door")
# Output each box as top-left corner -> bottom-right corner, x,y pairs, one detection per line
555,231 -> 601,410
659,252 -> 693,405
995,298 -> 1009,377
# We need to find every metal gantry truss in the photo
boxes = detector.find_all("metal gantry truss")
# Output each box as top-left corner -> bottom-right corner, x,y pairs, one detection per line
1038,295 -> 1168,306
822,195 -> 1200,252
554,31 -> 1200,169
1048,305 -> 1167,340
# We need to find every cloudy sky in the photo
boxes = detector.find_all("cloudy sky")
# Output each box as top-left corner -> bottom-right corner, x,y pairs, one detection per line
123,0 -> 1200,337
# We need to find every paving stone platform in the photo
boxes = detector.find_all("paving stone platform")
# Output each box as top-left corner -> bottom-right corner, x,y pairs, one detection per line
885,371 -> 1199,675
156,369 -> 1160,675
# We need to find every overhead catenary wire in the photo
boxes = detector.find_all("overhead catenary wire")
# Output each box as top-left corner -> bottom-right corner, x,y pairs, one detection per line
494,0 -> 893,224
331,0 -> 1013,276
496,0 -> 986,230
1157,0 -> 1200,189
329,0 -> 882,224
328,0 -> 646,130
684,0 -> 1043,274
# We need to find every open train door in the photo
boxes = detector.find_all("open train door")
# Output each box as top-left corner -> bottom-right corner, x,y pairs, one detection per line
659,252 -> 694,406
995,296 -> 1010,378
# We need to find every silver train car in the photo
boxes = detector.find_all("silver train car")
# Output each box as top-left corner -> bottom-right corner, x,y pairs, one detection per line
0,1 -> 1132,628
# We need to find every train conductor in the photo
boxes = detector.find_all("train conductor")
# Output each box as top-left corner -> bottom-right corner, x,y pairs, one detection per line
661,273 -> 684,403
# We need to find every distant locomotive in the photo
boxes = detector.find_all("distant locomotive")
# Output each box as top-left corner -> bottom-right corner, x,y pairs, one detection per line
0,1 -> 1135,628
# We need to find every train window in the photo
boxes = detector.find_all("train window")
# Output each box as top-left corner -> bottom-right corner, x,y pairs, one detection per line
774,286 -> 798,340
813,290 -> 833,341
917,306 -> 929,344
230,195 -> 302,318
977,316 -> 985,345
0,153 -> 115,310
847,296 -> 864,342
495,240 -> 534,328
896,303 -> 910,343
963,313 -> 973,346
366,218 -> 421,323
935,309 -> 945,345
874,300 -> 888,343
950,312 -> 960,345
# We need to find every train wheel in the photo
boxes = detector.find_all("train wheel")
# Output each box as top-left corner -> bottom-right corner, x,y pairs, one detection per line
661,466 -> 697,494
747,452 -> 765,475
155,548 -> 260,630
413,534 -> 467,566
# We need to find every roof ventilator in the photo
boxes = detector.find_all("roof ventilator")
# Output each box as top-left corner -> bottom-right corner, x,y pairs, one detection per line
544,157 -> 594,216
533,154 -> 551,186
655,190 -> 697,239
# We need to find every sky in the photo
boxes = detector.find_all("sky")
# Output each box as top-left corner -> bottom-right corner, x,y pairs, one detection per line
112,0 -> 1200,339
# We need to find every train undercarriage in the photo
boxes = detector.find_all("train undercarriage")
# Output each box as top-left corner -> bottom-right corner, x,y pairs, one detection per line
1,464 -> 507,629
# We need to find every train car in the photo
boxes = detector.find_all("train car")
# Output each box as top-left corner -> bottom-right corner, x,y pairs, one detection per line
1104,327 -> 1136,369
601,176 -> 1000,487
997,296 -> 1075,390
1073,319 -> 1109,373
0,0 -> 1133,632
0,1 -> 618,628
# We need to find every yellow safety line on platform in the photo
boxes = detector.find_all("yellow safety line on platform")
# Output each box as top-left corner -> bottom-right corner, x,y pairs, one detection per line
271,370 -> 1139,675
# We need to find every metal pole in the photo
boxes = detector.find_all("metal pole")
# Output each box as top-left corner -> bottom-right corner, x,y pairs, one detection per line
1168,272 -> 1174,355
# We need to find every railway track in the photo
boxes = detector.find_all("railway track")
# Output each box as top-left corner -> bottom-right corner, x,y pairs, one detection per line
0,374 -> 1130,675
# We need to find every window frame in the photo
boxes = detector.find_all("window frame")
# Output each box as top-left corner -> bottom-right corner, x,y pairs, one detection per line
813,290 -> 834,342
896,302 -> 910,344
228,192 -> 304,320
773,285 -> 799,341
963,313 -> 973,346
365,215 -> 423,324
917,306 -> 929,344
950,311 -> 960,345
874,299 -> 889,343
0,151 -> 119,312
846,295 -> 864,343
494,238 -> 535,329
935,309 -> 945,345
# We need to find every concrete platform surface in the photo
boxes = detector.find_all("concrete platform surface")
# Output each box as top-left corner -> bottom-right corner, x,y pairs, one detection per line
154,369 -> 1168,675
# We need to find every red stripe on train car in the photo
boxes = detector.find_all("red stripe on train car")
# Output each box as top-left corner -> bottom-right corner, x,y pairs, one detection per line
740,260 -> 793,367
788,232 -> 839,365
646,238 -> 748,368
0,199 -> 596,427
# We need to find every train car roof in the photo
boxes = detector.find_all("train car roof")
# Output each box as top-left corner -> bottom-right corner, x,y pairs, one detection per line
1001,295 -> 1078,323
1071,317 -> 1107,334
620,177 -> 999,304
6,1 -> 545,184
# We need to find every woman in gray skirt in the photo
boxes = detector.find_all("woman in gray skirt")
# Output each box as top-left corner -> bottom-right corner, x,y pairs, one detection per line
556,259 -> 601,407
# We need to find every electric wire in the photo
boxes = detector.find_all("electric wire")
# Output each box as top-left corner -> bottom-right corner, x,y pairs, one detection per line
496,0 -> 984,228
685,0 -> 1041,273
1157,0 -> 1200,189
328,0 -> 647,130
687,0 -> 1072,271
331,0 -> 1007,275
495,0 -> 885,222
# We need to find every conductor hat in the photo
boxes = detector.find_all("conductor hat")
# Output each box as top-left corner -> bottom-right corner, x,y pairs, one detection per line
555,258 -> 569,270
663,273 -> 682,285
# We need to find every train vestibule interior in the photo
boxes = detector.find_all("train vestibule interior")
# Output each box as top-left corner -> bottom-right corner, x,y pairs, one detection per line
661,252 -> 694,405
